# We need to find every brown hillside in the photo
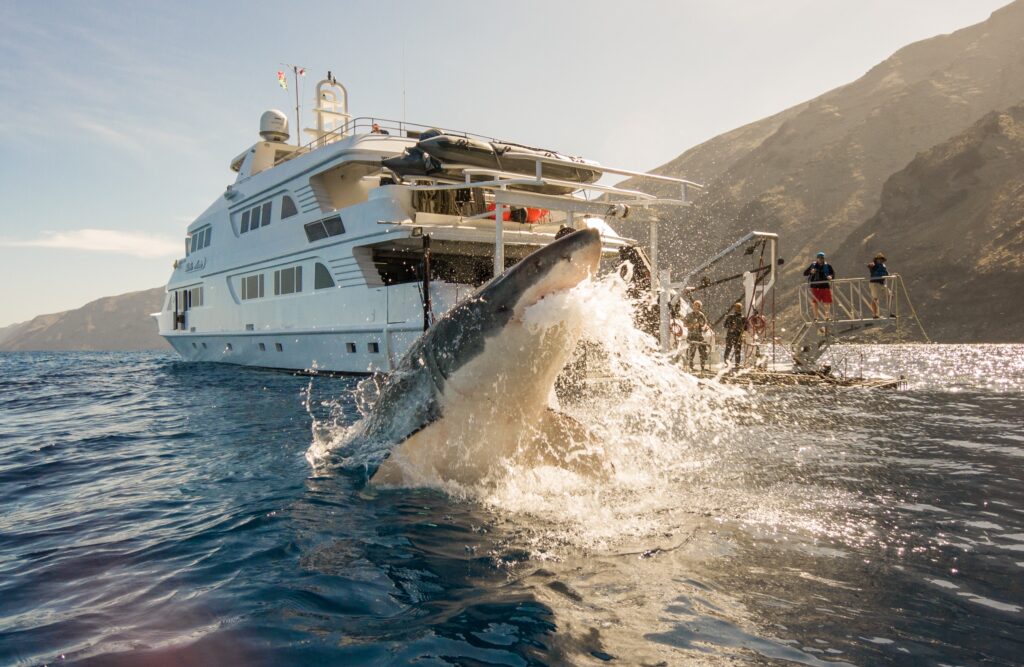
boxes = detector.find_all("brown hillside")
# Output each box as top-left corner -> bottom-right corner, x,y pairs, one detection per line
619,0 -> 1024,340
836,105 -> 1024,342
0,288 -> 170,352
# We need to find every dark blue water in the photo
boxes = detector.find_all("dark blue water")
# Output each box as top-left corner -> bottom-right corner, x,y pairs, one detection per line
1,347 -> 1022,666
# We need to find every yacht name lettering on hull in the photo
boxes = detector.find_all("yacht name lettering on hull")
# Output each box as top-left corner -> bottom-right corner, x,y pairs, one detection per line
185,258 -> 207,273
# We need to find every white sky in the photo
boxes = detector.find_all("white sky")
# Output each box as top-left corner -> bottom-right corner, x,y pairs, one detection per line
0,0 -> 1010,326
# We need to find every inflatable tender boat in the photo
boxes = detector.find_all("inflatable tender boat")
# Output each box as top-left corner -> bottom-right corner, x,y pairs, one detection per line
417,135 -> 602,184
382,130 -> 602,194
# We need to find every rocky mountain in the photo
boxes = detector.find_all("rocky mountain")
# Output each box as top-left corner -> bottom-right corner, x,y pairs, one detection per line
837,104 -> 1024,342
621,0 -> 1024,341
0,288 -> 170,352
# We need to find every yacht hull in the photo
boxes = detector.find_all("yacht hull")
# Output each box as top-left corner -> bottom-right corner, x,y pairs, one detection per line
164,327 -> 423,374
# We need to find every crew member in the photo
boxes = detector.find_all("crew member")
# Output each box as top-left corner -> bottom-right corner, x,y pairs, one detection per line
683,300 -> 710,372
371,122 -> 390,135
803,251 -> 835,320
722,302 -> 745,368
867,252 -> 890,318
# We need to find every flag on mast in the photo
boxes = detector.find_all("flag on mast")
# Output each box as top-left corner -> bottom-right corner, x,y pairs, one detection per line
277,71 -> 287,90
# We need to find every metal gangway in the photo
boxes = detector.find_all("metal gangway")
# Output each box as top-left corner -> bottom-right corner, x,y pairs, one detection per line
791,275 -> 929,370
657,231 -> 781,355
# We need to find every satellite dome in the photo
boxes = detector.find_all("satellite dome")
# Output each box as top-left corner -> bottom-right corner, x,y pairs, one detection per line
259,110 -> 289,142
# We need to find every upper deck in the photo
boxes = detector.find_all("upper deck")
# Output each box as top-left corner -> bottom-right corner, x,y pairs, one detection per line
175,75 -> 703,292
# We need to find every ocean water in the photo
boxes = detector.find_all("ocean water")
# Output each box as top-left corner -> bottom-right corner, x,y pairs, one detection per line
1,344 -> 1022,666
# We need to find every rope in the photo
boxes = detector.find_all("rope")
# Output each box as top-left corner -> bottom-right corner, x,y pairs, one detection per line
898,276 -> 932,343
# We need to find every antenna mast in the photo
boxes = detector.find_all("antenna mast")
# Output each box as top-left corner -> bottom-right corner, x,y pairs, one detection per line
280,62 -> 307,146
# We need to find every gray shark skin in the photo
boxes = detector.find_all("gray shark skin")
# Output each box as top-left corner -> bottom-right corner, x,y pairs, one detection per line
352,228 -> 603,486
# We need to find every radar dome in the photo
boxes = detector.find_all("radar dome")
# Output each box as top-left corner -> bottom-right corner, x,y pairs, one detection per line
259,110 -> 289,142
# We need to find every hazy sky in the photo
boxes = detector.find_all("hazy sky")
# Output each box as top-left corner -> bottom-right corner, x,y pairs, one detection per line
0,0 -> 1009,327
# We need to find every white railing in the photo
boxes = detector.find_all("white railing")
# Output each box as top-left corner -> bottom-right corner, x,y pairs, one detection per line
797,275 -> 902,324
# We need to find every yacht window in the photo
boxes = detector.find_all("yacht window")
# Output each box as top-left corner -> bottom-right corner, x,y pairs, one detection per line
259,343 -> 266,351
261,201 -> 272,227
188,286 -> 204,307
314,263 -> 335,289
250,206 -> 261,229
241,273 -> 264,300
201,228 -> 211,248
368,342 -> 379,354
323,215 -> 344,236
190,235 -> 198,253
241,210 -> 251,233
275,342 -> 283,352
345,342 -> 356,353
304,221 -> 328,242
185,238 -> 191,256
304,215 -> 345,242
281,195 -> 298,219
274,266 -> 302,295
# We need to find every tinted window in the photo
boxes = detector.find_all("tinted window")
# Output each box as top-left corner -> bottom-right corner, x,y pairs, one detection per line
273,266 -> 303,295
202,228 -> 211,248
241,210 -> 250,233
242,274 -> 264,300
323,216 -> 344,236
304,221 -> 328,242
281,195 -> 298,219
314,263 -> 335,289
281,268 -> 295,294
261,201 -> 272,226
250,206 -> 261,229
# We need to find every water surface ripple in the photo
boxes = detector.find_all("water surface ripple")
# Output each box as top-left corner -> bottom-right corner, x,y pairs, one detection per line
0,346 -> 1022,665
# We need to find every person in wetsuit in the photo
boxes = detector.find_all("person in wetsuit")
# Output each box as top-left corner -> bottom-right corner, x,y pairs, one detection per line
803,251 -> 835,320
683,300 -> 710,372
722,302 -> 745,368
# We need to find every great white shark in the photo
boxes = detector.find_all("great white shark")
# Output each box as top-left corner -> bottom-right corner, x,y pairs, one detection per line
356,228 -> 605,486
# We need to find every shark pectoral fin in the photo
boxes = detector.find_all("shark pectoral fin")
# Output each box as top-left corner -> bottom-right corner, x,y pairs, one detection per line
531,408 -> 610,477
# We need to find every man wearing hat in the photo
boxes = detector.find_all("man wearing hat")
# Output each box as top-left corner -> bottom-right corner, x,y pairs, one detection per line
803,251 -> 836,320
683,300 -> 710,372
867,252 -> 890,318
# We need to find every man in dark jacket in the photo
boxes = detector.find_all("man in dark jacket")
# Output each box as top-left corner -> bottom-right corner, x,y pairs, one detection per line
803,252 -> 835,320
722,302 -> 745,368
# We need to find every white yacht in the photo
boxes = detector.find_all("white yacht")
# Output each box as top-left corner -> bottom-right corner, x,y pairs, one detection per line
157,74 -> 697,373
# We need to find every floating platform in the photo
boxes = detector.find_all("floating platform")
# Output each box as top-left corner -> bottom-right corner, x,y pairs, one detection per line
718,369 -> 905,390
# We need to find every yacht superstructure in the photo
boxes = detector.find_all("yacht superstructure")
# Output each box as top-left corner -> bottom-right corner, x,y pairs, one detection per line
157,75 -> 698,373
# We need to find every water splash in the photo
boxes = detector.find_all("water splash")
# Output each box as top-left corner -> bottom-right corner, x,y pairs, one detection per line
306,271 -> 758,552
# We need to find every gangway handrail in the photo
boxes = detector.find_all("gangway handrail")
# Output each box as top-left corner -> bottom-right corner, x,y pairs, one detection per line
790,274 -> 932,370
797,275 -> 902,325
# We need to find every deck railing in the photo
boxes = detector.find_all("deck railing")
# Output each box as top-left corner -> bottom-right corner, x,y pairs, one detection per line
798,275 -> 902,324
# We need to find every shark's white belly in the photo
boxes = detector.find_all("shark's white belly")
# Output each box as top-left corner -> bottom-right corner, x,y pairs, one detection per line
373,318 -> 584,486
